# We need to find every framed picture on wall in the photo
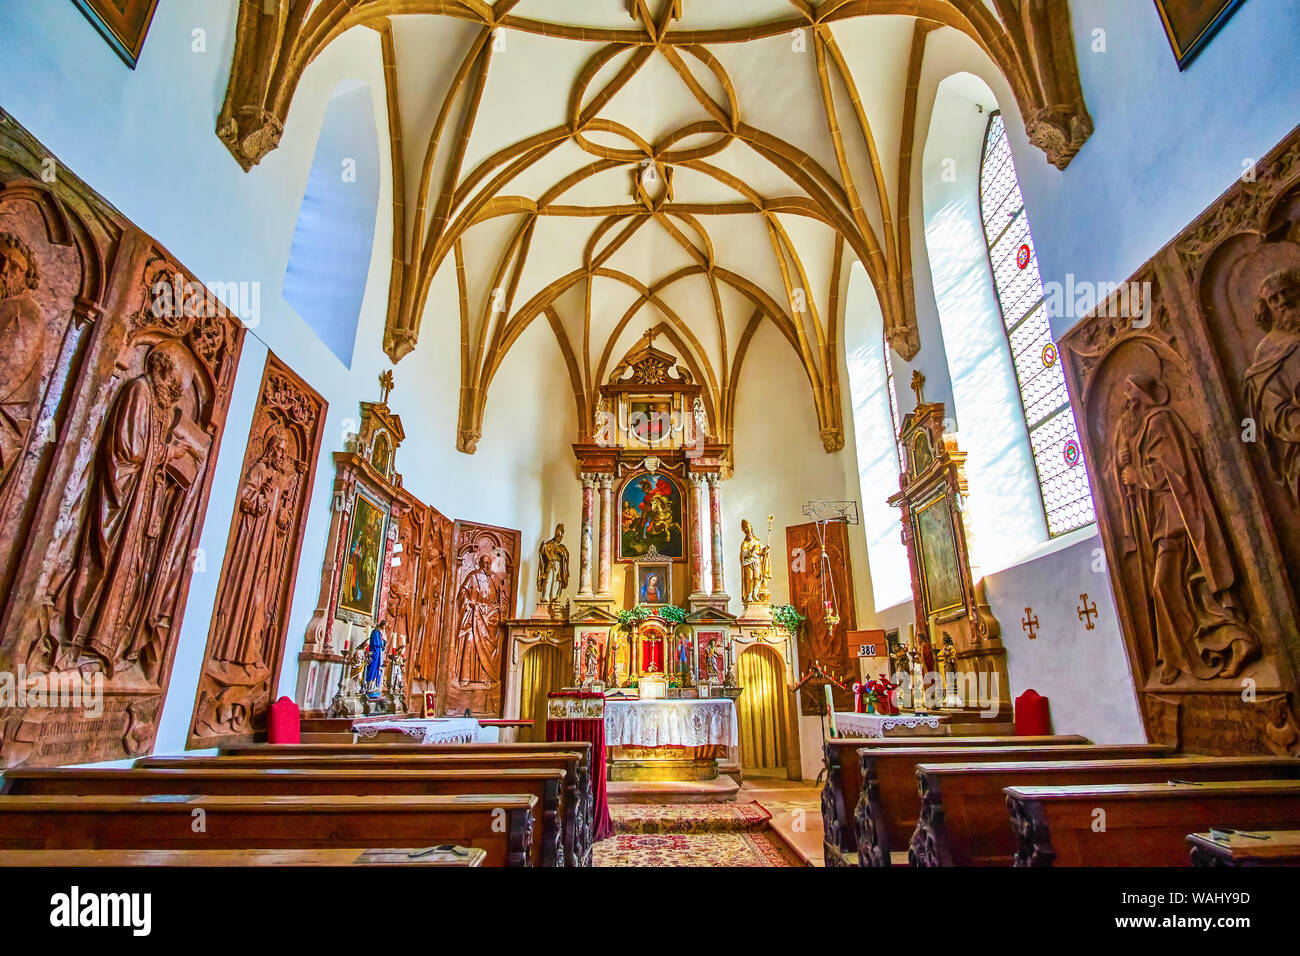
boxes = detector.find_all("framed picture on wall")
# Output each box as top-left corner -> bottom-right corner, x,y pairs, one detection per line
338,488 -> 389,620
72,0 -> 160,68
635,562 -> 671,606
1154,0 -> 1246,70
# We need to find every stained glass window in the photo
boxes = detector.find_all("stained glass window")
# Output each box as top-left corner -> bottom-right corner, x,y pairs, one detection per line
978,113 -> 1094,536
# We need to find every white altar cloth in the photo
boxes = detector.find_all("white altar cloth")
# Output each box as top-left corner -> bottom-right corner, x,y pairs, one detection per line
351,717 -> 495,744
604,698 -> 738,749
833,712 -> 942,738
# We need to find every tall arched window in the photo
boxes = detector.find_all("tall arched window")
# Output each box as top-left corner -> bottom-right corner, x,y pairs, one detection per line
978,112 -> 1094,536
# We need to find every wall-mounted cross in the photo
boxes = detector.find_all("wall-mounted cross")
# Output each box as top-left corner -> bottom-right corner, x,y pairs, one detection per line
1076,593 -> 1098,630
1021,607 -> 1039,639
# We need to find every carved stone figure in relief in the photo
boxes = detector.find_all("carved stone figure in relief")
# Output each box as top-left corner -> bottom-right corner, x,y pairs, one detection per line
58,340 -> 207,680
455,553 -> 502,685
1114,373 -> 1259,683
0,232 -> 52,495
1245,267 -> 1300,507
537,523 -> 569,605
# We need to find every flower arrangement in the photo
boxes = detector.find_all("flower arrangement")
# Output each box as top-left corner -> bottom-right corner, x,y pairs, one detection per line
615,604 -> 688,627
771,603 -> 805,637
866,673 -> 900,715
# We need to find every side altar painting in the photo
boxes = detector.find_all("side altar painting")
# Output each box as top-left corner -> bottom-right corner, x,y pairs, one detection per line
0,113 -> 246,767
339,488 -> 387,618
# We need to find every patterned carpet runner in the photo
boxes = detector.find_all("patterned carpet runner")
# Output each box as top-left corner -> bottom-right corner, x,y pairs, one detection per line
595,802 -> 802,867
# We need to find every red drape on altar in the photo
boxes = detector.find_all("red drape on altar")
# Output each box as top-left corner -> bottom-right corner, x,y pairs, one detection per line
547,709 -> 614,842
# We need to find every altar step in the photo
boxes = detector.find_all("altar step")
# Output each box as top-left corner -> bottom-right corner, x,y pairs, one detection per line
606,777 -> 740,804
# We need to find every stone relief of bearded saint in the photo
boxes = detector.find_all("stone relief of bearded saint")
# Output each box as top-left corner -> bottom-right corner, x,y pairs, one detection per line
455,553 -> 503,685
1114,373 -> 1259,684
1245,267 -> 1300,508
210,424 -> 297,672
57,340 -> 205,681
0,231 -> 54,500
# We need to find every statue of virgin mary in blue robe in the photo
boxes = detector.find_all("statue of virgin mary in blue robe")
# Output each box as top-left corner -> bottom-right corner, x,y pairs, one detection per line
364,624 -> 386,696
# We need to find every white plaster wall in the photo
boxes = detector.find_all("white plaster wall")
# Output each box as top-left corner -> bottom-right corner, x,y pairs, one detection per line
0,1 -> 578,758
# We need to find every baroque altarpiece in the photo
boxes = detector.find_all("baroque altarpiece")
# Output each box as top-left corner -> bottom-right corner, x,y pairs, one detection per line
0,112 -> 245,766
887,384 -> 1011,718
503,337 -> 799,767
1061,124 -> 1300,756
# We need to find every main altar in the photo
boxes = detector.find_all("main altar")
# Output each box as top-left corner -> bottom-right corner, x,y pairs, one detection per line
505,334 -> 798,783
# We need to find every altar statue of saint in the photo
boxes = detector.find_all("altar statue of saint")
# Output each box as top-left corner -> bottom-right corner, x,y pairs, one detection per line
388,649 -> 406,704
692,395 -> 710,444
739,518 -> 771,604
605,627 -> 630,687
583,637 -> 601,686
675,632 -> 692,681
537,523 -> 569,605
1115,372 -> 1259,682
705,637 -> 723,684
364,621 -> 387,695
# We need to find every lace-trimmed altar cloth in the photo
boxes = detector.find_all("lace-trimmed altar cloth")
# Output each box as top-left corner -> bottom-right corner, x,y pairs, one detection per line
351,717 -> 485,744
604,699 -> 738,748
833,712 -> 942,738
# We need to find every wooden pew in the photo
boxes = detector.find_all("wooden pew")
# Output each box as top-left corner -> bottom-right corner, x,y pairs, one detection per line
2,766 -> 567,867
1006,780 -> 1300,866
0,847 -> 486,867
820,734 -> 1091,867
138,749 -> 592,866
0,793 -> 536,866
855,743 -> 1170,866
910,756 -> 1300,866
1188,830 -> 1300,867
219,738 -> 595,858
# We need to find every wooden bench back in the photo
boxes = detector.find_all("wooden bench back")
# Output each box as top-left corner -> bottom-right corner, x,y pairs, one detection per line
1,766 -> 568,867
1006,779 -> 1300,866
818,734 -> 1090,864
135,752 -> 590,866
0,793 -> 538,866
912,755 -> 1300,866
855,743 -> 1170,865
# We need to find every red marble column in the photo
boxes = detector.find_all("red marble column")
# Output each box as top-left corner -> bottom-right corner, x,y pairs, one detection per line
598,474 -> 613,595
578,473 -> 596,596
708,474 -> 726,595
689,474 -> 707,595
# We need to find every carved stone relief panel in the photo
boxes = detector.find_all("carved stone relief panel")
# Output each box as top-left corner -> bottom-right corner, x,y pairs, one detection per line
0,108 -> 244,768
1060,126 -> 1300,755
436,521 -> 520,717
189,355 -> 325,747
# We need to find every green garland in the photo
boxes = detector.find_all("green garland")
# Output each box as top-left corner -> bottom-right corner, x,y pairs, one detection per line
615,604 -> 689,627
770,603 -> 805,637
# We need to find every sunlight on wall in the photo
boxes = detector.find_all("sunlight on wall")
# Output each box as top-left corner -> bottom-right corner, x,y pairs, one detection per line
843,263 -> 911,610
282,83 -> 380,367
922,76 -> 1045,572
